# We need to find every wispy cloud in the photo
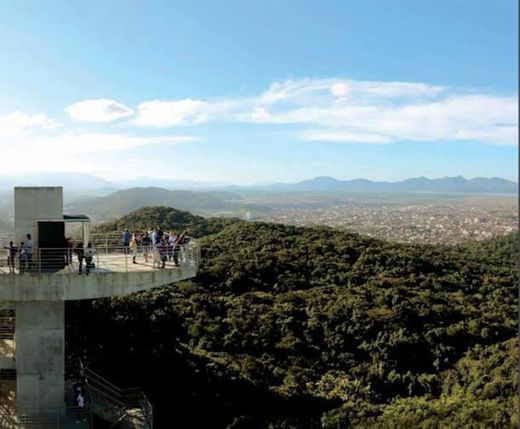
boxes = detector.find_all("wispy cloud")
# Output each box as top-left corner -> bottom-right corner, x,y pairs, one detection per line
65,99 -> 134,123
4,77 -> 519,149
135,98 -> 236,127
135,99 -> 210,126
303,130 -> 392,144
130,78 -> 517,146
0,110 -> 198,175
0,111 -> 58,137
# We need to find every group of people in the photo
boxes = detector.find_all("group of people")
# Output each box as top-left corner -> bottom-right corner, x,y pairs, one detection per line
2,234 -> 94,275
2,227 -> 189,274
122,227 -> 188,268
3,234 -> 33,274
73,242 -> 96,275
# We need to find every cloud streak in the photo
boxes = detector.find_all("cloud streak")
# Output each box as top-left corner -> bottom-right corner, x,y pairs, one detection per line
0,110 -> 199,175
130,78 -> 518,146
65,99 -> 134,123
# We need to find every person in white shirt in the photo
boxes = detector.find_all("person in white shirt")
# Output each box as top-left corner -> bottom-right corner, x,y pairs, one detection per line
84,243 -> 96,275
25,234 -> 33,270
168,231 -> 177,261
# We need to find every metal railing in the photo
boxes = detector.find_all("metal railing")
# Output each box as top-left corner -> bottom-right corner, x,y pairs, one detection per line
80,364 -> 153,428
0,302 -> 15,340
0,236 -> 200,275
0,406 -> 93,429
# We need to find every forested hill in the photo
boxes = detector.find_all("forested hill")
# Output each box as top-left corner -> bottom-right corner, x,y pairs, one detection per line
93,206 -> 238,237
68,208 -> 518,428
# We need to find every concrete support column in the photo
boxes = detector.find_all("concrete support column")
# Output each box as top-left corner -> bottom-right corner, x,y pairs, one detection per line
15,301 -> 65,412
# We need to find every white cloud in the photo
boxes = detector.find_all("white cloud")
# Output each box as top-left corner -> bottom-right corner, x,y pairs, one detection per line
134,98 -> 236,127
0,111 -> 57,137
0,110 -> 199,175
65,99 -> 134,123
130,77 -> 516,146
330,83 -> 349,98
250,106 -> 270,122
303,130 -> 392,144
258,78 -> 443,105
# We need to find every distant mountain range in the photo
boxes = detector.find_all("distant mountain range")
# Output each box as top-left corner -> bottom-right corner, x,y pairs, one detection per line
0,173 -> 516,194
0,173 -> 116,191
259,176 -> 518,194
65,187 -> 261,222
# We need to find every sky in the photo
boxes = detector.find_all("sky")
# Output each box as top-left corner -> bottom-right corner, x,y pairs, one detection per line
0,0 -> 517,184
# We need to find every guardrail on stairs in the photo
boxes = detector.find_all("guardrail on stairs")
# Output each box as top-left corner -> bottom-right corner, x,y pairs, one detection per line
80,363 -> 153,428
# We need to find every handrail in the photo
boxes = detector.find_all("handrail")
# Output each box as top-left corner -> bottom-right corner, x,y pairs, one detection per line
80,364 -> 153,428
83,367 -> 142,395
12,405 -> 93,428
0,235 -> 199,275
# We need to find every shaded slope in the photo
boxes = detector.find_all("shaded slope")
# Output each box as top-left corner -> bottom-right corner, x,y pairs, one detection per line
67,212 -> 518,428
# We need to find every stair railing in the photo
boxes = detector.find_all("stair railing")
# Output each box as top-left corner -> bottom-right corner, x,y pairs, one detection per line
80,364 -> 153,428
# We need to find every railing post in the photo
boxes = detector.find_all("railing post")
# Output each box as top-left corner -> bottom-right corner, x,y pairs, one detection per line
105,235 -> 108,255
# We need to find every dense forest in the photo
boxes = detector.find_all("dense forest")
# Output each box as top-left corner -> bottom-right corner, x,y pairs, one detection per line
66,207 -> 518,428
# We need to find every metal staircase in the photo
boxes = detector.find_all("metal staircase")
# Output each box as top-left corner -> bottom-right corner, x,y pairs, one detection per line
80,365 -> 153,428
0,302 -> 15,341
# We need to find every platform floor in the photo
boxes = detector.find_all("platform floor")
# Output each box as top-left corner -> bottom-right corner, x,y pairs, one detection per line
0,252 -> 195,276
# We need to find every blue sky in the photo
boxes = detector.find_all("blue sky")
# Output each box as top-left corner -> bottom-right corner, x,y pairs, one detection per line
0,0 -> 517,183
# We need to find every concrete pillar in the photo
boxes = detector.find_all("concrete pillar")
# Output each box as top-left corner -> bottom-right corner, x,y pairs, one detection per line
15,301 -> 65,412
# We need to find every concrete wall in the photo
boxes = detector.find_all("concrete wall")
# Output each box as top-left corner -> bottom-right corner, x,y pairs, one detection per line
15,301 -> 65,411
14,187 -> 63,246
0,266 -> 198,301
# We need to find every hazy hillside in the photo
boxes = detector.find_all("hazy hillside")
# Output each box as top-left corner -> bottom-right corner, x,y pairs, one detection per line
67,210 -> 518,428
0,173 -> 116,190
66,187 -> 244,221
263,176 -> 518,194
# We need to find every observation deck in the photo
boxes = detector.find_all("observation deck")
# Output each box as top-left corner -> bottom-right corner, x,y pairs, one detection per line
0,241 -> 200,301
0,186 -> 200,426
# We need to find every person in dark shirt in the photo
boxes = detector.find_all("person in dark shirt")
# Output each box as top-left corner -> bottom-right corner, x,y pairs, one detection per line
122,229 -> 131,254
4,241 -> 17,273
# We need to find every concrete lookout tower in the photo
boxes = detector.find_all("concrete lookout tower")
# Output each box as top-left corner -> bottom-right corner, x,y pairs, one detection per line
0,187 -> 200,427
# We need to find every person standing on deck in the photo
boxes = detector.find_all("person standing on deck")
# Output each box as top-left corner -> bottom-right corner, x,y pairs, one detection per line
122,229 -> 131,254
18,242 -> 27,274
4,241 -> 17,273
75,243 -> 85,275
25,234 -> 33,271
129,233 -> 138,264
84,242 -> 95,275
142,232 -> 151,263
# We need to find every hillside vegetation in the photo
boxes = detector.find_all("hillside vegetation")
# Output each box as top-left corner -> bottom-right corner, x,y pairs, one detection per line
67,207 -> 518,428
93,206 -> 237,237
